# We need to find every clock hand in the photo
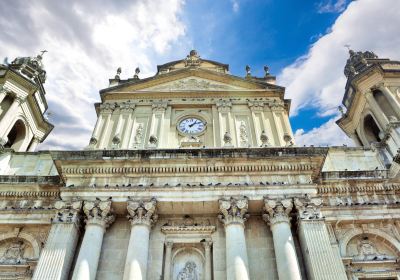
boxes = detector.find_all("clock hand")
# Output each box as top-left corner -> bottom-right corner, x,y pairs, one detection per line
189,121 -> 201,128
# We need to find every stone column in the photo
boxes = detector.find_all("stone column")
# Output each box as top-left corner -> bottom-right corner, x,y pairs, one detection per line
0,96 -> 25,144
98,103 -> 115,148
263,198 -> 302,280
378,84 -> 400,119
120,103 -> 135,148
218,197 -> 250,280
28,137 -> 40,152
163,241 -> 173,280
294,197 -> 347,280
365,90 -> 389,129
72,200 -> 115,280
123,198 -> 158,280
0,88 -> 7,104
216,100 -> 234,147
203,240 -> 213,280
33,201 -> 82,280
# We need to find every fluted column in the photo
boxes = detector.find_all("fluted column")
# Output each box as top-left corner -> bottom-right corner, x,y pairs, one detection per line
263,198 -> 301,280
123,198 -> 157,280
218,197 -> 249,280
33,201 -> 82,280
203,240 -> 212,280
294,197 -> 347,280
72,200 -> 115,280
163,241 -> 173,280
0,96 -> 25,144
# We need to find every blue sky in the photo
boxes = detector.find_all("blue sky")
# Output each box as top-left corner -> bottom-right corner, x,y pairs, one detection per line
0,0 -> 399,149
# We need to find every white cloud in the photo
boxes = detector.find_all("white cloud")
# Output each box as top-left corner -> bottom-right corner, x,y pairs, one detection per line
0,0 -> 188,150
294,116 -> 353,147
279,0 -> 400,145
317,0 -> 348,13
230,0 -> 239,13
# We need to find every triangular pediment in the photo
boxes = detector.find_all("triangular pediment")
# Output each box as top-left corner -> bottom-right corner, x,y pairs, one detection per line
103,68 -> 274,94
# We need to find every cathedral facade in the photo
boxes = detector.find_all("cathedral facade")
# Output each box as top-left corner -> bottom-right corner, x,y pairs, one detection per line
0,49 -> 399,280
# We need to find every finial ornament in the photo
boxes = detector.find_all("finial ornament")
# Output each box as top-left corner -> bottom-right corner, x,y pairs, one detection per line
264,65 -> 269,76
185,50 -> 201,67
245,65 -> 251,76
134,67 -> 140,79
338,106 -> 344,117
115,67 -> 121,79
260,130 -> 269,147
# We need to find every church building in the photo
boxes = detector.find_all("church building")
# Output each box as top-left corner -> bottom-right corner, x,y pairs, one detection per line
0,49 -> 399,280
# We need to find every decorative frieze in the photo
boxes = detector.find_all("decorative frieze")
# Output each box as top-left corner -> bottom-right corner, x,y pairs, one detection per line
263,198 -> 293,225
127,198 -> 158,227
218,197 -> 249,226
83,200 -> 115,228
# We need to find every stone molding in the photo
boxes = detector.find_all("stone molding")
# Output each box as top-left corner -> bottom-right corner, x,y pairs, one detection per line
127,198 -> 158,227
294,197 -> 323,220
263,198 -> 293,225
161,225 -> 216,234
218,197 -> 249,226
83,200 -> 115,228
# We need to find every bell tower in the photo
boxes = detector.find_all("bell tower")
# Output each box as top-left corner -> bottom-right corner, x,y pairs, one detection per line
337,50 -> 400,167
0,52 -> 53,152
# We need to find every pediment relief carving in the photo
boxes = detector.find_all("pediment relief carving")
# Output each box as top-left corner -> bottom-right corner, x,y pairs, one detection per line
143,77 -> 244,91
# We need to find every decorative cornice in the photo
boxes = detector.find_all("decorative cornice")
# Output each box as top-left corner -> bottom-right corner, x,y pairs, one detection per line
62,162 -> 315,176
0,175 -> 61,186
127,198 -> 158,227
294,197 -> 323,220
218,197 -> 249,226
263,198 -> 292,226
83,200 -> 115,228
161,225 -> 216,234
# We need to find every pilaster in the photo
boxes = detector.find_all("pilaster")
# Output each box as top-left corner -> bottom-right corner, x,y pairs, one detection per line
294,197 -> 347,280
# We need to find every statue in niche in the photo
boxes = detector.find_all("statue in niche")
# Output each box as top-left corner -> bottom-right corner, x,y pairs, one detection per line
0,240 -> 26,264
134,124 -> 144,144
177,261 -> 198,280
239,121 -> 248,146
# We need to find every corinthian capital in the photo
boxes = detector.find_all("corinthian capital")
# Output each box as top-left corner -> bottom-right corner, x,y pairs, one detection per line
83,200 -> 115,228
294,197 -> 323,220
218,197 -> 249,226
263,198 -> 293,225
127,198 -> 158,227
53,200 -> 82,225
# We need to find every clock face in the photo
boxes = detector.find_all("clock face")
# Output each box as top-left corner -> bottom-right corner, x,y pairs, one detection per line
178,117 -> 206,134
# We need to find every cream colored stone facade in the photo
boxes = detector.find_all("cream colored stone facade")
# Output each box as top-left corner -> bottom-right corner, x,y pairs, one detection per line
0,50 -> 399,280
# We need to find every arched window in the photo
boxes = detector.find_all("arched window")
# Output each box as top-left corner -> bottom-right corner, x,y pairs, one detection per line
363,114 -> 381,144
5,120 -> 26,151
373,90 -> 396,119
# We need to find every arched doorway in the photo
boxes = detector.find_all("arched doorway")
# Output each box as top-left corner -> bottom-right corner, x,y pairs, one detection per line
363,114 -> 381,144
5,120 -> 26,151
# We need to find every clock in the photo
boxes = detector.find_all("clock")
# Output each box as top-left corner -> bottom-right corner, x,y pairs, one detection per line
178,117 -> 206,135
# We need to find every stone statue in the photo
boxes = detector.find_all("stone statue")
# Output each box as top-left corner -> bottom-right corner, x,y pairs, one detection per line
134,67 -> 140,79
239,121 -> 248,146
0,240 -> 26,264
177,261 -> 198,280
134,124 -> 144,144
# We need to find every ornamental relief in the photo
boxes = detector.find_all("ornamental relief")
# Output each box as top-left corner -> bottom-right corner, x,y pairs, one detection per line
146,78 -> 242,91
